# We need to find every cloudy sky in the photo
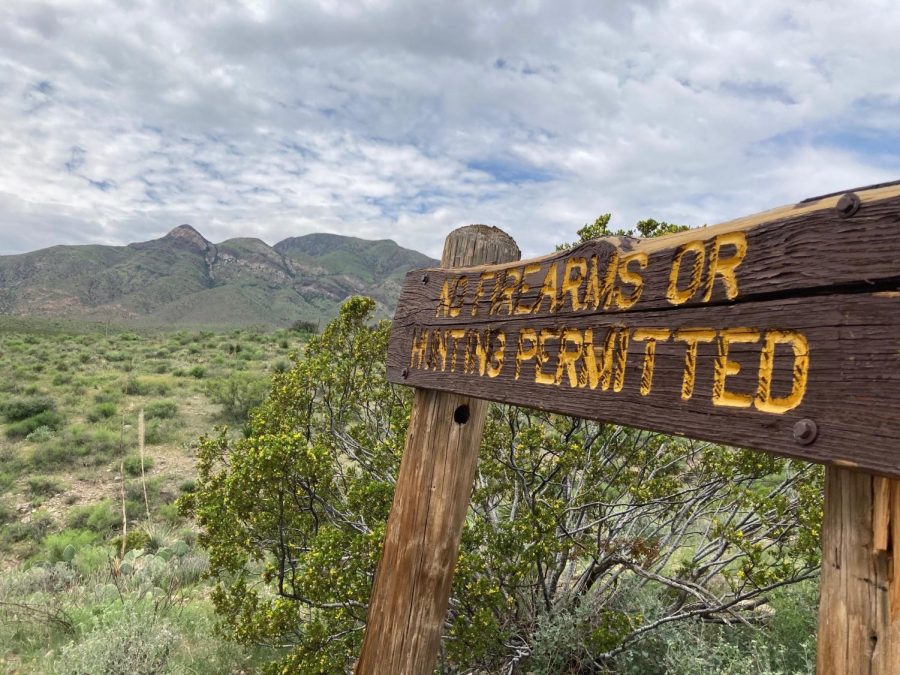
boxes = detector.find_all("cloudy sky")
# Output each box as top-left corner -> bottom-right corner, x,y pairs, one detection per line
0,0 -> 898,258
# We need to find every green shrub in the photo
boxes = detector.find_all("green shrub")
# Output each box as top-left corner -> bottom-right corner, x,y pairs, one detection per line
55,604 -> 177,675
26,425 -> 57,443
205,372 -> 269,421
27,475 -> 68,498
31,426 -> 120,469
111,529 -> 150,553
52,372 -> 73,385
67,501 -> 120,534
94,390 -> 121,404
144,400 -> 177,420
0,500 -> 14,526
42,529 -> 99,563
188,365 -> 206,379
73,544 -> 111,576
291,319 -> 318,333
87,402 -> 118,422
123,454 -> 154,477
1,395 -> 55,422
6,410 -> 65,439
158,502 -> 182,525
178,479 -> 196,494
1,510 -> 53,545
124,377 -> 171,396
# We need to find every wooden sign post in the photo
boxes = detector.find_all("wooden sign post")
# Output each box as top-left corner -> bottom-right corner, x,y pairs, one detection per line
358,182 -> 900,674
356,226 -> 520,673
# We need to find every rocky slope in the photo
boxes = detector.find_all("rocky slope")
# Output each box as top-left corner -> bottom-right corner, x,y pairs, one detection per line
0,225 -> 436,327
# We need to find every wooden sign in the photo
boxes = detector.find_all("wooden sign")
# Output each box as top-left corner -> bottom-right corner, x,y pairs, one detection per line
386,183 -> 900,477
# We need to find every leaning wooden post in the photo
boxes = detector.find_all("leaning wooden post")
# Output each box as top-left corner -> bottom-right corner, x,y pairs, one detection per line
355,225 -> 520,675
817,467 -> 900,673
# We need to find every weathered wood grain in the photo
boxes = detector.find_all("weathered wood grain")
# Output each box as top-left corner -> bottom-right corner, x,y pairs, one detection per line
392,186 -> 900,327
817,466 -> 900,674
388,291 -> 900,476
387,183 -> 900,477
356,225 -> 520,675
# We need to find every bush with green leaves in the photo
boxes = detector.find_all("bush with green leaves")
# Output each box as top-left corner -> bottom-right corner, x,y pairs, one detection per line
86,402 -> 118,422
143,400 -> 177,420
6,409 -> 65,439
123,454 -> 154,477
41,529 -> 100,564
1,395 -> 56,422
31,425 -> 119,469
27,475 -> 68,498
188,288 -> 823,674
67,501 -> 120,534
204,371 -> 269,421
124,377 -> 171,396
54,603 -> 177,675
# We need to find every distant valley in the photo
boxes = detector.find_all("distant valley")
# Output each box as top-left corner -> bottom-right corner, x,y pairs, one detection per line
0,225 -> 437,328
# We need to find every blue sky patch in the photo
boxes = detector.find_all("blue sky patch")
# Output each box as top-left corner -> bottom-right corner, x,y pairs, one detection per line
468,159 -> 554,185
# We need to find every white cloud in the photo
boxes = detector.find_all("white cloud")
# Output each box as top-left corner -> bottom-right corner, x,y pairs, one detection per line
0,0 -> 898,259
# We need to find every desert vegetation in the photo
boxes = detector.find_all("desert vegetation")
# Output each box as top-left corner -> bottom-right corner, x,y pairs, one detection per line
0,319 -> 315,672
0,220 -> 823,675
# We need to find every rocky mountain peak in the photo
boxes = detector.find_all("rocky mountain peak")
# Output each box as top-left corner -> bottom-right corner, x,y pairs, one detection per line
164,224 -> 209,250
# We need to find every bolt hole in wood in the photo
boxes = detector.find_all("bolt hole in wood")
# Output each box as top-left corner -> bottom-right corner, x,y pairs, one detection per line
453,404 -> 470,425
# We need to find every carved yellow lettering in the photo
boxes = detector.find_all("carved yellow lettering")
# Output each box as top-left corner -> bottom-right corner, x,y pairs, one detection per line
561,257 -> 587,311
515,328 -> 538,380
486,330 -> 506,378
674,328 -> 716,400
533,263 -> 559,314
580,328 -> 612,390
437,276 -> 467,317
428,329 -> 448,371
755,330 -> 810,413
464,330 -> 490,376
437,280 -> 452,318
536,329 -> 560,385
614,253 -> 648,310
713,328 -> 761,407
583,252 -> 619,310
447,329 -> 466,372
612,329 -> 629,392
632,328 -> 671,396
702,232 -> 747,301
514,263 -> 542,315
491,268 -> 521,316
471,271 -> 495,317
555,328 -> 584,387
410,328 -> 429,369
579,328 -> 624,391
667,241 -> 705,305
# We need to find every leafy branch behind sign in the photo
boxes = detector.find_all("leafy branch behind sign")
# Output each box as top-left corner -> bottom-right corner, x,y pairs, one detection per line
184,222 -> 823,674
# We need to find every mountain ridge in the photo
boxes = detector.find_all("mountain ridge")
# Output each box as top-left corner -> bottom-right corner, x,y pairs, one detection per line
0,226 -> 437,328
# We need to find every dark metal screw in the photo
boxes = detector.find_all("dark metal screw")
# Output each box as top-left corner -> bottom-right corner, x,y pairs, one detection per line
836,192 -> 860,218
401,368 -> 410,379
421,274 -> 429,283
793,419 -> 818,445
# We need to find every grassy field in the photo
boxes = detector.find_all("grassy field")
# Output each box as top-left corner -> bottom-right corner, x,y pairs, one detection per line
0,318 -> 307,673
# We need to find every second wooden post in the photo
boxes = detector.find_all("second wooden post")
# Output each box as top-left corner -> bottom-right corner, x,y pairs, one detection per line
355,225 -> 520,675
817,466 -> 900,673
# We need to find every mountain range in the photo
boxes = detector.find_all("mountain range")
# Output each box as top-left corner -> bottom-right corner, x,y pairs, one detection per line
0,225 -> 437,328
